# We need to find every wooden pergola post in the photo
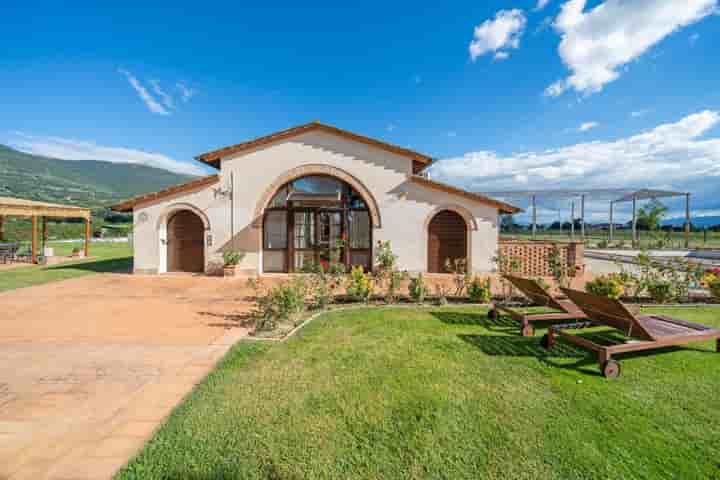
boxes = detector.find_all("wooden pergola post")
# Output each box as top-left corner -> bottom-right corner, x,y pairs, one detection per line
31,215 -> 38,264
84,217 -> 91,258
42,216 -> 48,251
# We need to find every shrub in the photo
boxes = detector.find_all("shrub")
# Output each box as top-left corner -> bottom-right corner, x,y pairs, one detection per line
374,240 -> 398,272
708,277 -> 720,300
445,258 -> 471,296
435,284 -> 449,306
222,250 -> 244,266
347,266 -> 372,303
586,275 -> 625,299
467,276 -> 491,303
646,279 -> 673,304
253,278 -> 308,331
408,274 -> 428,304
372,241 -> 406,304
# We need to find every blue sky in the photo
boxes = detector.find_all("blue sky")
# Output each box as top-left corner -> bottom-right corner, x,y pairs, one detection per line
2,1 -> 719,222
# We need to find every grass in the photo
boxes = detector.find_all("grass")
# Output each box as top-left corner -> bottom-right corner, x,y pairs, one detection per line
116,305 -> 720,479
0,240 -> 132,292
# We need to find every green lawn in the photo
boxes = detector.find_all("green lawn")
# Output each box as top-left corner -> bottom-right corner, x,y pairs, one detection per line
0,241 -> 132,292
116,305 -> 720,480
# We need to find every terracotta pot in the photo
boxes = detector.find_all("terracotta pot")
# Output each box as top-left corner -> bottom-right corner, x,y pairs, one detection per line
223,265 -> 237,277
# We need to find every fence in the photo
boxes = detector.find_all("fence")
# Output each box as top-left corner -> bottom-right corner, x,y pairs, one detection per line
498,239 -> 584,278
501,227 -> 720,250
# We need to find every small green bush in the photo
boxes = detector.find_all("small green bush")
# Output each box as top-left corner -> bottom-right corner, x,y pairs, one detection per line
408,274 -> 428,303
467,277 -> 491,303
222,250 -> 244,266
586,275 -> 625,299
254,278 -> 308,331
347,266 -> 373,303
646,279 -> 673,304
709,279 -> 720,300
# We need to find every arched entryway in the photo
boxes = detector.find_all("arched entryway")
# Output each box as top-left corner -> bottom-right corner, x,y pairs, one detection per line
428,210 -> 468,273
167,210 -> 205,273
262,175 -> 373,273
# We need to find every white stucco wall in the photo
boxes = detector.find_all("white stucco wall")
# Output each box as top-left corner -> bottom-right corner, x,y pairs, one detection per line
131,130 -> 500,274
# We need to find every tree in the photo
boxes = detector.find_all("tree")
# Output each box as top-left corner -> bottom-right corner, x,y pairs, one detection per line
500,214 -> 516,232
636,199 -> 668,231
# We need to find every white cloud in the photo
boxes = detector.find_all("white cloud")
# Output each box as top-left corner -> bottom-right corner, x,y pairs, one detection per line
578,121 -> 599,132
9,133 -> 206,176
149,79 -> 174,110
429,111 -> 720,219
493,51 -> 510,61
536,0 -> 551,11
469,9 -> 527,61
545,0 -> 717,96
176,82 -> 196,102
118,68 -> 170,115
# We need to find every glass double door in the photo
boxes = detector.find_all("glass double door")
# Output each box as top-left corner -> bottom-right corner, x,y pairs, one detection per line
293,209 -> 344,272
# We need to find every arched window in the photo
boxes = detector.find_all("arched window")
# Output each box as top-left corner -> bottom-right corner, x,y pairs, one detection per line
263,175 -> 372,273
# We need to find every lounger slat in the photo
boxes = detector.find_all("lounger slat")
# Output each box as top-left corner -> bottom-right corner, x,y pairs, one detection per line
559,288 -> 656,341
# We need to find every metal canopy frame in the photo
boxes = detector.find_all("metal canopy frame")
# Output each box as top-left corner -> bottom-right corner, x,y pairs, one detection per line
483,188 -> 692,248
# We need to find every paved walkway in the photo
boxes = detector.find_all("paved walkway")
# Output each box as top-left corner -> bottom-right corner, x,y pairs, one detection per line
0,274 -> 255,480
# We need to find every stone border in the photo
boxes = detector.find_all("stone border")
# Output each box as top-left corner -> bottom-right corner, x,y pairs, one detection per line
245,302 -> 494,343
243,301 -> 720,343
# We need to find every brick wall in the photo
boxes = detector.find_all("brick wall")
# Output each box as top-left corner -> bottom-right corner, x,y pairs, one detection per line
498,239 -> 584,278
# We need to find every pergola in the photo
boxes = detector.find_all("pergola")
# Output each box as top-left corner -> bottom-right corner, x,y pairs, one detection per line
0,197 -> 92,263
483,188 -> 691,248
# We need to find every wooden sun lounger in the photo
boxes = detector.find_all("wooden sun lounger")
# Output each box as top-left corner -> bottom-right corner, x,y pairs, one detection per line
541,288 -> 720,378
488,275 -> 588,337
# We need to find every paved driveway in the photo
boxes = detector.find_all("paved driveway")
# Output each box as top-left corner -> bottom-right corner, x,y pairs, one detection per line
0,274 -> 254,480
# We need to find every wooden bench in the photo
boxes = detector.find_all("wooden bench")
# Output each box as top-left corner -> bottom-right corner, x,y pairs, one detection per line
542,288 -> 720,378
489,275 -> 588,336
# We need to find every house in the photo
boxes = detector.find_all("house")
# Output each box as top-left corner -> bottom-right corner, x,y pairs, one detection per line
113,122 -> 521,275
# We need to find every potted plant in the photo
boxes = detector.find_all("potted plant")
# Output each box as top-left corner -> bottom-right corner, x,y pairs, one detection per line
222,251 -> 245,277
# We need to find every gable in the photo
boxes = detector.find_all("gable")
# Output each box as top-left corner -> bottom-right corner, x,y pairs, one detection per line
195,121 -> 434,169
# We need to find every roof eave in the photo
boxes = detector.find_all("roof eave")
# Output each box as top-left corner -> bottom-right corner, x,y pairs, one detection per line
110,174 -> 220,212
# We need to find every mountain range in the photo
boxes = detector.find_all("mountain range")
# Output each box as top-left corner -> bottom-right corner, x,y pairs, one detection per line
0,145 -> 196,210
662,216 -> 720,228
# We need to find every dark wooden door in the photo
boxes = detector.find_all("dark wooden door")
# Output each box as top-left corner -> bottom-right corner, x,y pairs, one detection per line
167,210 -> 204,273
428,210 -> 467,273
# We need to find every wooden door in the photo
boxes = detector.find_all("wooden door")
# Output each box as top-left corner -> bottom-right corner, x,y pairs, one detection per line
167,210 -> 204,273
428,210 -> 467,273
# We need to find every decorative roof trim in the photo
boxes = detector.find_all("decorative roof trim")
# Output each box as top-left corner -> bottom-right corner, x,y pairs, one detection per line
110,175 -> 219,212
409,175 -> 522,214
195,121 -> 434,167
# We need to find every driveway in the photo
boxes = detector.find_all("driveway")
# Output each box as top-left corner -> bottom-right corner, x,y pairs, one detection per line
0,274 -> 255,480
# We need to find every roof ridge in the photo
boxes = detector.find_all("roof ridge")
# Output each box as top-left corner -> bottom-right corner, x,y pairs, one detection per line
195,122 -> 434,167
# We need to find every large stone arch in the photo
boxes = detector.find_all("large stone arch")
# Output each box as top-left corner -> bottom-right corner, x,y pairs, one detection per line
252,164 -> 382,228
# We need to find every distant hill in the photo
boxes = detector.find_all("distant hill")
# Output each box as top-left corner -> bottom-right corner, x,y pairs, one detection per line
662,216 -> 720,228
0,145 -> 197,210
